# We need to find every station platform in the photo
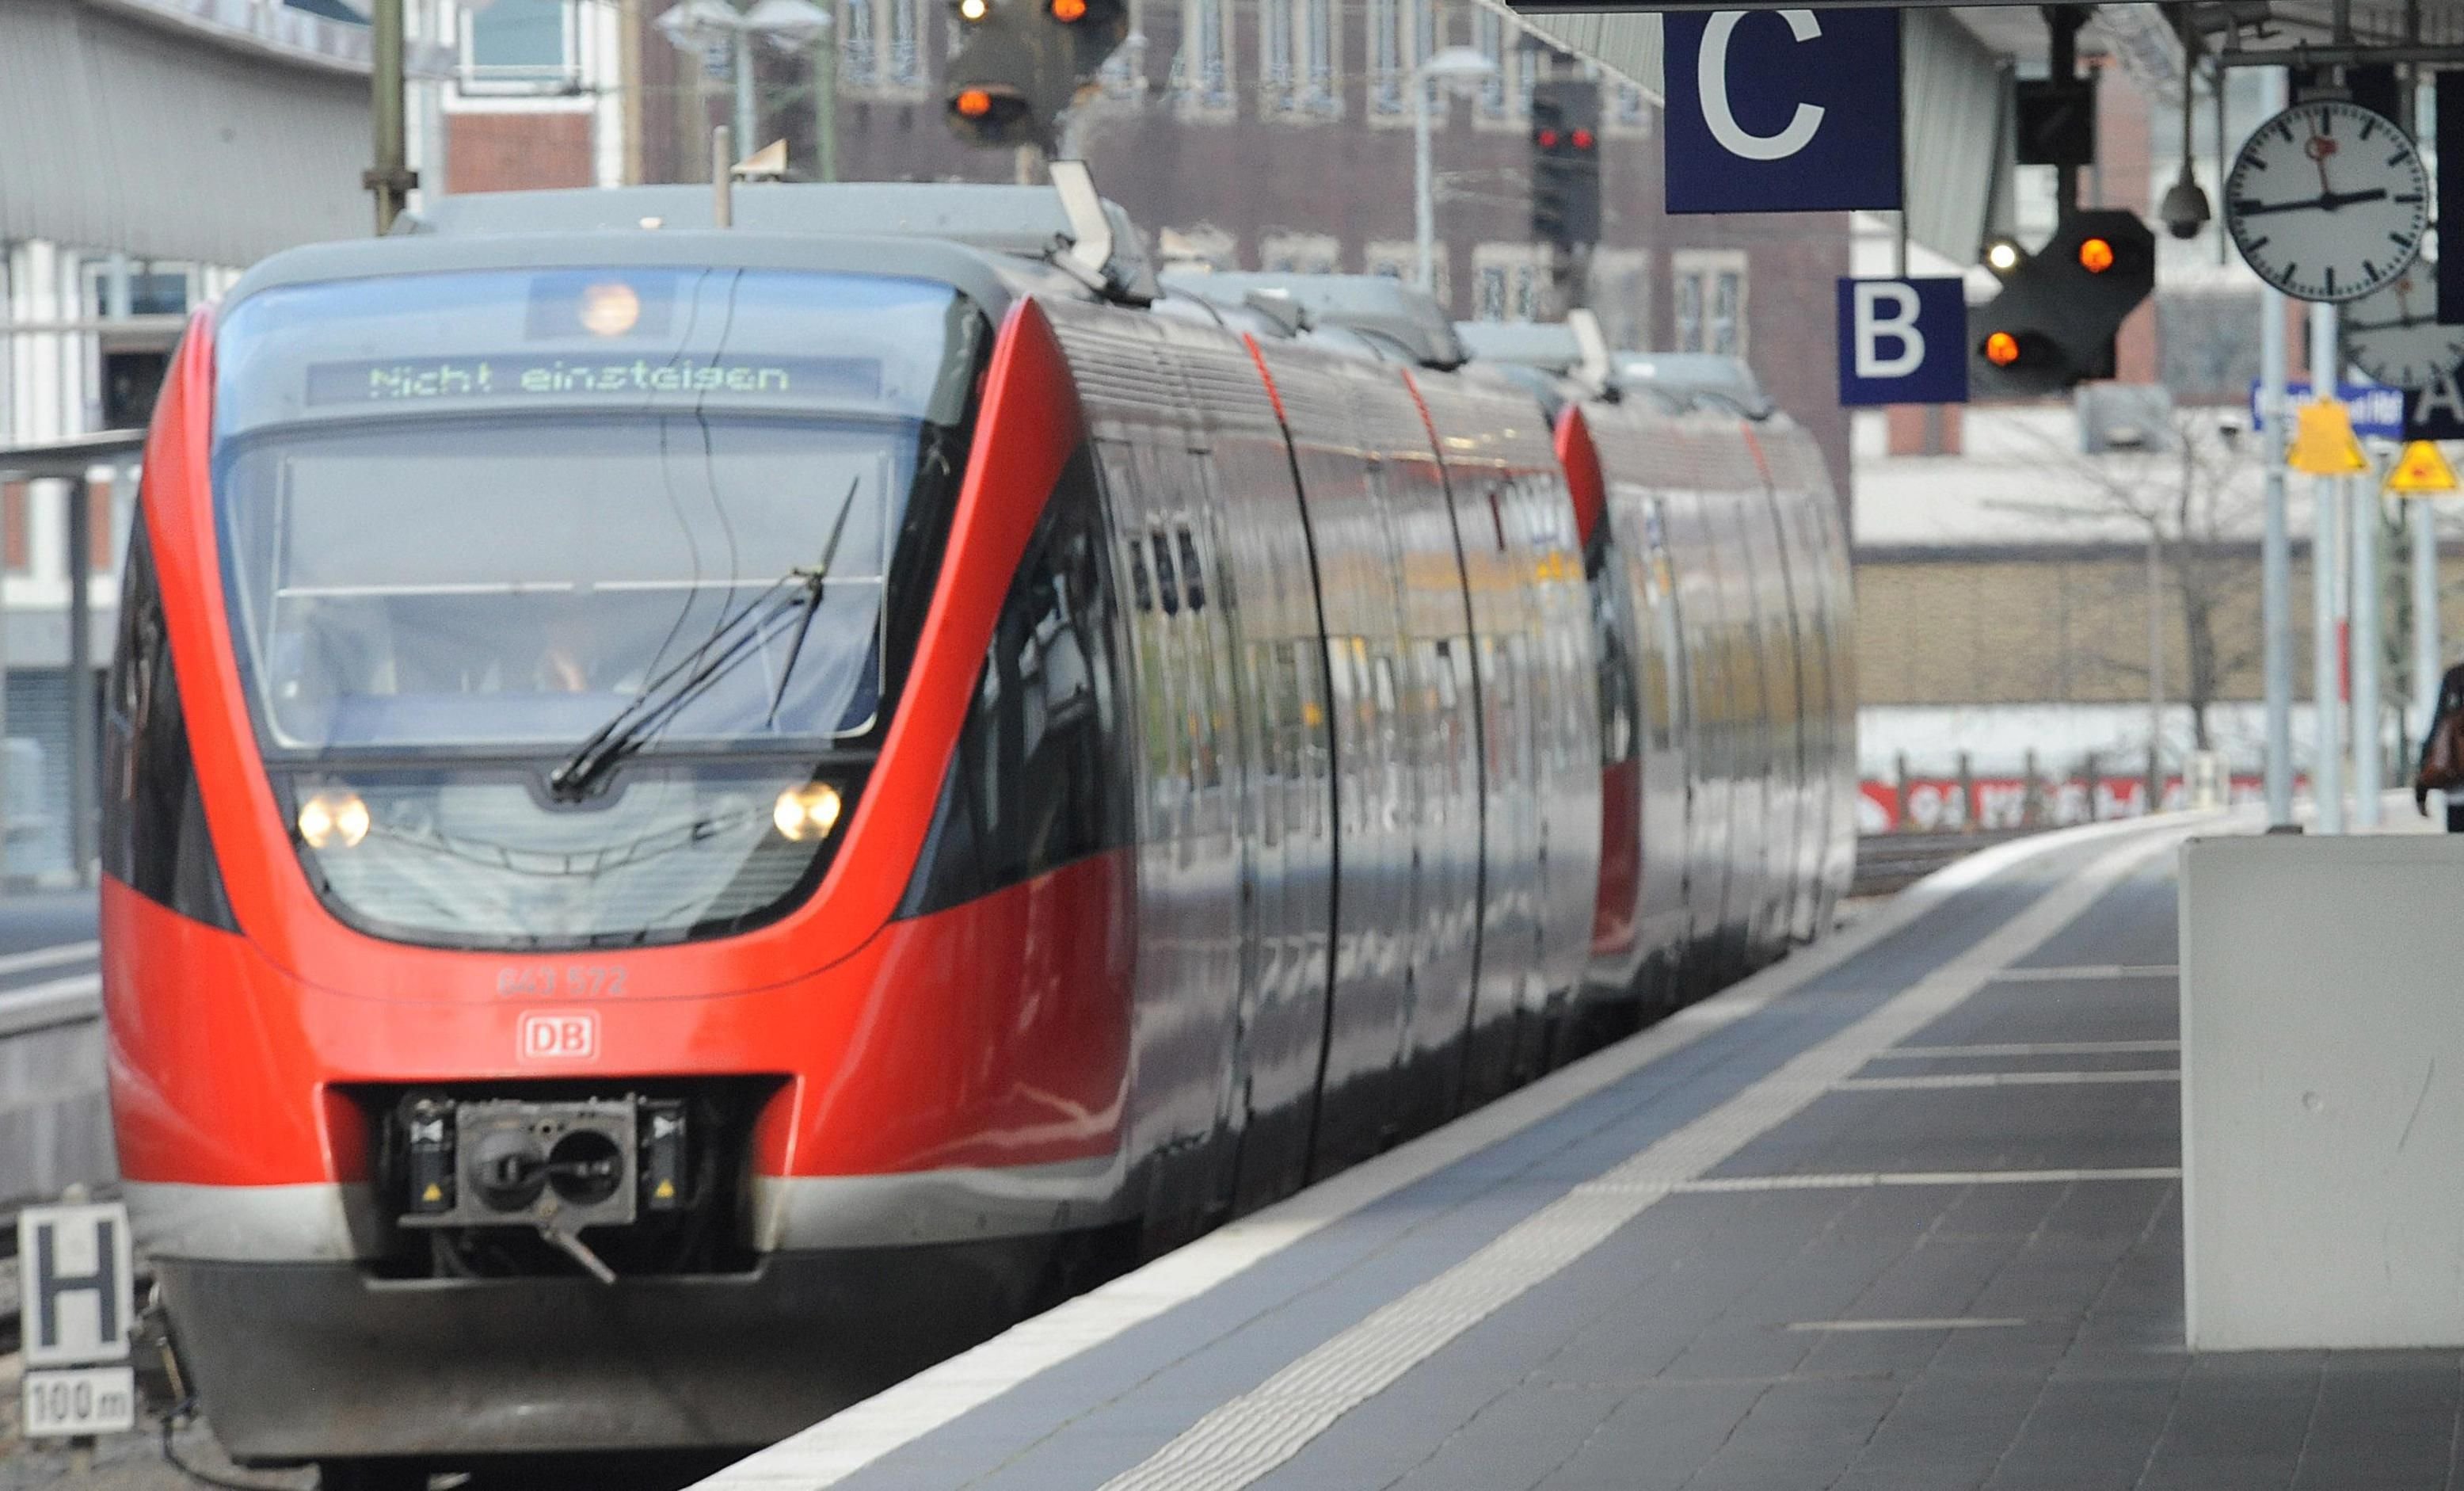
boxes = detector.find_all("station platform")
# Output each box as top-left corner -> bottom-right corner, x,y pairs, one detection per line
703,811 -> 2464,1491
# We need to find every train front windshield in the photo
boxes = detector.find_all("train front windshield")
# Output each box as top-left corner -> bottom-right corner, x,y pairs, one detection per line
209,268 -> 983,949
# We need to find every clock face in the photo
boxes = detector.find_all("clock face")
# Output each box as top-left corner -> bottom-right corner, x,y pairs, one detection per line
2346,258 -> 2462,388
2226,100 -> 2428,303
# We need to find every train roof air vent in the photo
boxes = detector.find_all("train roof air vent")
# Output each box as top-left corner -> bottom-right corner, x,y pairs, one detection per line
1159,271 -> 1468,369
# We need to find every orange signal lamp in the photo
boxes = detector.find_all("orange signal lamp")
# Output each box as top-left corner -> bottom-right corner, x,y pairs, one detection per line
954,88 -> 994,117
1050,0 -> 1088,20
2077,236 -> 2116,273
1983,330 -> 2022,368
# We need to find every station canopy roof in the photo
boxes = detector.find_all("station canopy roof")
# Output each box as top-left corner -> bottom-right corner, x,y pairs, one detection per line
1503,1 -> 2451,269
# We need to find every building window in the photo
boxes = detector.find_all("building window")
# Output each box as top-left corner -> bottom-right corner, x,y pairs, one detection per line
1261,232 -> 1340,273
460,0 -> 573,92
1472,243 -> 1547,321
1670,252 -> 1746,357
841,0 -> 877,85
1590,249 -> 1650,353
1260,0 -> 1293,105
1365,240 -> 1447,306
1472,8 -> 1510,119
1609,82 -> 1651,135
1369,0 -> 1436,116
888,0 -> 922,85
1178,0 -> 1232,112
1299,0 -> 1335,112
1100,0 -> 1148,98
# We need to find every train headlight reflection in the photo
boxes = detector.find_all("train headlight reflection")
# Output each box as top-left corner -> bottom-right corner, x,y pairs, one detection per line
299,791 -> 372,849
772,783 -> 843,841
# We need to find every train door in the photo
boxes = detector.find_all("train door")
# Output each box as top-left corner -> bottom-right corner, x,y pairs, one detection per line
1625,486 -> 1693,1001
1161,326 -> 1338,1215
1772,482 -> 1830,944
1659,484 -> 1732,978
1737,482 -> 1803,967
1372,447 -> 1480,1135
1708,493 -> 1772,972
1095,433 -> 1249,1245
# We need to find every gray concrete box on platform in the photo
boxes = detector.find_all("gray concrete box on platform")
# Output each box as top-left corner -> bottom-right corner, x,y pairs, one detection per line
2179,834 -> 2464,1350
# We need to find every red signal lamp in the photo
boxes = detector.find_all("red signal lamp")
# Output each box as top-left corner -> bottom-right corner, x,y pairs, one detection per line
1571,128 -> 1595,151
1537,128 -> 1560,148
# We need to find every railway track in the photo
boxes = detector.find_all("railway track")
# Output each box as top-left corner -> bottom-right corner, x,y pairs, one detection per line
1851,829 -> 2039,897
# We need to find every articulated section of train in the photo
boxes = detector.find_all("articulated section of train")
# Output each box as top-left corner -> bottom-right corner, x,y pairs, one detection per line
99,176 -> 1852,1475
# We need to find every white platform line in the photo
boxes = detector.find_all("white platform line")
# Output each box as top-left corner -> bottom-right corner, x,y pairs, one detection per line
697,812 -> 2214,1491
1785,1317 -> 2028,1333
1834,1070 -> 2179,1091
1081,830 -> 2189,1491
1989,963 -> 2177,983
1670,1168 -> 2181,1193
1871,1040 -> 2180,1060
0,941 -> 99,979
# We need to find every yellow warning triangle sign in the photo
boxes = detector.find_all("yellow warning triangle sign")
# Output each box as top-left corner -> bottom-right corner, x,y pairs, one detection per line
653,1178 -> 676,1200
421,1182 -> 444,1203
2290,399 -> 2371,475
2387,439 -> 2459,495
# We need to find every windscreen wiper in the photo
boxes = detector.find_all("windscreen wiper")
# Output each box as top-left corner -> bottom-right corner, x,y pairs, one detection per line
546,477 -> 866,802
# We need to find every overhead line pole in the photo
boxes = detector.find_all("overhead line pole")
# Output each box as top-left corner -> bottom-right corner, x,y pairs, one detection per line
2258,63 -> 2295,828
367,0 -> 417,235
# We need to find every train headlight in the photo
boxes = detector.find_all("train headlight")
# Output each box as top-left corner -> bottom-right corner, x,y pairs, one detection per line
298,791 -> 371,849
771,783 -> 843,841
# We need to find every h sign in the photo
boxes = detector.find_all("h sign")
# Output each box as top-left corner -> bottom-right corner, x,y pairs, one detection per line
1665,8 -> 1902,214
18,1202 -> 135,1367
1836,278 -> 1967,406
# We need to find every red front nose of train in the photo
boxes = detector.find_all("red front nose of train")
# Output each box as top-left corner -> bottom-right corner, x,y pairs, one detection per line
103,274 -> 1134,1461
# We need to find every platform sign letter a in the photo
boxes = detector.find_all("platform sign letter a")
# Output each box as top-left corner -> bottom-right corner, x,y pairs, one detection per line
1836,276 -> 1966,406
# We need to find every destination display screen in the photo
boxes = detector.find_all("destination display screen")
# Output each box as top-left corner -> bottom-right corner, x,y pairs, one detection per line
306,354 -> 882,407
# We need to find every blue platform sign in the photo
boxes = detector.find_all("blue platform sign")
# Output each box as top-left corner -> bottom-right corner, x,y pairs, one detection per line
2247,379 -> 2407,441
1664,8 -> 1902,215
1836,278 -> 1965,406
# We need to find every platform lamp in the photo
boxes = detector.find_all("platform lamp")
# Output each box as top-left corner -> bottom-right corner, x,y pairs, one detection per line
656,0 -> 834,174
1414,45 -> 1499,296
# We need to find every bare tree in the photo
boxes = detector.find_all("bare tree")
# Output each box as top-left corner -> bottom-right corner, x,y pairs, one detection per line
1990,410 -> 2264,754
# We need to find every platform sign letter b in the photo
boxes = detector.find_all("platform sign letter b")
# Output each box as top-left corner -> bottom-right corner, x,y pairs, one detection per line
1836,276 -> 1966,406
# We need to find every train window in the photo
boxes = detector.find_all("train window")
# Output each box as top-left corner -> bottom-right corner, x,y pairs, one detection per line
101,520 -> 237,930
1176,528 -> 1207,611
1151,531 -> 1182,616
903,445 -> 1130,913
1126,533 -> 1153,612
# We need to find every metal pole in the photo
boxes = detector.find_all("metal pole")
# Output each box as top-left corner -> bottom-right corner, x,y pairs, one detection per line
814,24 -> 839,181
2258,67 -> 2295,827
367,0 -> 415,234
2312,299 -> 2346,832
1413,72 -> 1435,292
733,27 -> 759,164
2415,498 -> 2442,741
64,476 -> 92,888
2355,477 -> 2384,825
2148,527 -> 2165,810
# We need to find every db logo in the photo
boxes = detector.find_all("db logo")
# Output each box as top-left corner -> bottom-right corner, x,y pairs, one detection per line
518,1011 -> 599,1062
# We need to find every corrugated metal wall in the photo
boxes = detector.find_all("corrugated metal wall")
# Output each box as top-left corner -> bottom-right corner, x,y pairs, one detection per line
0,0 -> 371,264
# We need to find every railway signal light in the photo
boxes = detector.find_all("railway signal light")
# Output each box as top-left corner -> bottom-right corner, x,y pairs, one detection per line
942,0 -> 1124,146
1530,79 -> 1601,250
1969,208 -> 2155,395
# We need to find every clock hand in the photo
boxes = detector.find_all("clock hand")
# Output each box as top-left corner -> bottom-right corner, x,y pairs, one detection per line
2234,187 -> 2390,216
2345,315 -> 2434,333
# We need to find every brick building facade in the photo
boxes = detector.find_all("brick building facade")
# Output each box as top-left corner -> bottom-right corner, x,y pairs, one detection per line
440,0 -> 1854,494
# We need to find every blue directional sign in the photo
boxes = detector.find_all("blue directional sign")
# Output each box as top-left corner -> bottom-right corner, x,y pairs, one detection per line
1835,278 -> 1966,406
2247,379 -> 2407,441
1664,8 -> 1902,215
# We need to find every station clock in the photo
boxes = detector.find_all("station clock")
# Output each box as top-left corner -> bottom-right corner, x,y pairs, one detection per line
2345,258 -> 2462,389
2226,99 -> 2428,303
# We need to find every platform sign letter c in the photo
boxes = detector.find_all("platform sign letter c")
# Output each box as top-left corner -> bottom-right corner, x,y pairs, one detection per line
1699,10 -> 1826,162
1853,282 -> 1924,379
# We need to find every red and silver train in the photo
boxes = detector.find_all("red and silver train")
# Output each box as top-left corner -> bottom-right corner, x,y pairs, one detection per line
101,176 -> 1852,1480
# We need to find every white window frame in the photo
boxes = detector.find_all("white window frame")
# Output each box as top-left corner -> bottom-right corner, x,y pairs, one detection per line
1260,231 -> 1341,274
1364,238 -> 1448,307
455,0 -> 582,97
1367,0 -> 1437,121
1670,249 -> 1748,358
1176,0 -> 1236,117
1470,242 -> 1548,322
